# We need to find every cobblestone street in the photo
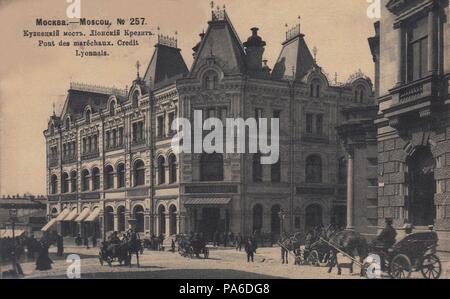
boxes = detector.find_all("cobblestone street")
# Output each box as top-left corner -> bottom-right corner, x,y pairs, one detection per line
2,246 -> 449,279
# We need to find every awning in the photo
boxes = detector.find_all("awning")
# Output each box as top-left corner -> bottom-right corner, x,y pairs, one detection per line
55,208 -> 70,221
64,209 -> 78,221
85,208 -> 100,222
0,229 -> 25,238
75,208 -> 90,222
184,198 -> 231,205
41,218 -> 57,232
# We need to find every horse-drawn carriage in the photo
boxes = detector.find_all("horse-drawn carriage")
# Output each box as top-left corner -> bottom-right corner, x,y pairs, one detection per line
176,234 -> 209,259
369,231 -> 442,279
304,239 -> 331,267
99,241 -> 130,266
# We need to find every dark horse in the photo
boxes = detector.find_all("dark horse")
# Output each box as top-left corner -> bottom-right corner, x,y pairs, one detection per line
326,230 -> 368,276
128,235 -> 142,268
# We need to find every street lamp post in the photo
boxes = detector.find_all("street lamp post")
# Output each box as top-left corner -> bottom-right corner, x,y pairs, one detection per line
9,206 -> 18,275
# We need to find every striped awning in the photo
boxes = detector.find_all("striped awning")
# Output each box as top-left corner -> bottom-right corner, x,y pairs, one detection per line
55,208 -> 70,221
64,209 -> 78,221
184,198 -> 231,205
0,229 -> 25,238
41,218 -> 57,232
85,208 -> 100,222
75,208 -> 90,222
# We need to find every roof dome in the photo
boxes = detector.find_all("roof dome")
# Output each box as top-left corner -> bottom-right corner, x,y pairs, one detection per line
243,27 -> 266,48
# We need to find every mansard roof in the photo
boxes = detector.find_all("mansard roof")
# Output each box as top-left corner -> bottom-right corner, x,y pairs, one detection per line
60,83 -> 127,120
190,9 -> 246,75
143,36 -> 188,90
271,25 -> 315,81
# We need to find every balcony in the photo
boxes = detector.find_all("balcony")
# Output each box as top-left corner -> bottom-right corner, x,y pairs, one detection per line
382,75 -> 443,130
62,154 -> 77,164
81,150 -> 100,160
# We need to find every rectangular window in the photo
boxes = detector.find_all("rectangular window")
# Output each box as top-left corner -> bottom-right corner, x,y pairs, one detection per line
168,112 -> 175,134
407,17 -> 428,82
157,115 -> 164,137
316,114 -> 323,135
105,131 -> 110,149
306,113 -> 313,134
118,127 -> 124,145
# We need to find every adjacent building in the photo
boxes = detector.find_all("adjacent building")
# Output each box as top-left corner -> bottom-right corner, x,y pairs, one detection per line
371,0 -> 450,247
43,8 -> 374,241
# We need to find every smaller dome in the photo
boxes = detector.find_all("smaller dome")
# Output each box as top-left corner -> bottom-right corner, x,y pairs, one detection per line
243,27 -> 266,48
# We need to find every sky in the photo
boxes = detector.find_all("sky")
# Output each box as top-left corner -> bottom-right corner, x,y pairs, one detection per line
0,0 -> 376,195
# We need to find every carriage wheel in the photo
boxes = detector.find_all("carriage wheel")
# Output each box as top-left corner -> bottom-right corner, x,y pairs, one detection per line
317,252 -> 330,267
420,254 -> 441,280
307,250 -> 320,267
389,254 -> 412,279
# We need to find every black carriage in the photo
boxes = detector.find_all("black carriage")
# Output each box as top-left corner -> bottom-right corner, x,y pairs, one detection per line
304,239 -> 331,267
176,235 -> 209,259
370,231 -> 442,279
98,241 -> 129,267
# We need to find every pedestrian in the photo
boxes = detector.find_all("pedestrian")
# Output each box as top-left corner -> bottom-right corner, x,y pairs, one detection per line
171,239 -> 176,253
56,234 -> 64,257
84,235 -> 90,249
235,233 -> 243,251
75,233 -> 82,246
91,235 -> 97,247
36,241 -> 53,271
223,232 -> 228,247
245,238 -> 256,262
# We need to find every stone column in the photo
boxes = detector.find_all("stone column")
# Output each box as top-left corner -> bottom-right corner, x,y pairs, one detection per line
428,8 -> 437,74
396,27 -> 405,86
346,151 -> 354,230
165,212 -> 170,236
113,213 -> 118,232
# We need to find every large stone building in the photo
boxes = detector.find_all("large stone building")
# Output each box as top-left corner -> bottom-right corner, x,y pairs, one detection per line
371,0 -> 450,247
43,8 -> 373,241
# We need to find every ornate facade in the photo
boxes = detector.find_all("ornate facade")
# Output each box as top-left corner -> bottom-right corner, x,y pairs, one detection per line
43,9 -> 373,241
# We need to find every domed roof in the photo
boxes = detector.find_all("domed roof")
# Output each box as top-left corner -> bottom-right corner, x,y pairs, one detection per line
243,27 -> 266,48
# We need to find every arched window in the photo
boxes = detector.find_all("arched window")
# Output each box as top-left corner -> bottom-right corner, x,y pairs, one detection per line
117,206 -> 126,232
203,70 -> 219,90
169,205 -> 177,235
200,153 -> 224,181
92,167 -> 100,190
157,156 -> 166,185
271,204 -> 281,236
104,165 -> 114,190
306,155 -> 322,183
271,160 -> 281,182
132,91 -> 139,108
85,109 -> 91,124
354,85 -> 366,103
117,163 -> 125,188
133,205 -> 145,233
70,171 -> 77,193
50,174 -> 58,194
81,169 -> 90,191
61,172 -> 69,194
253,154 -> 263,182
253,204 -> 263,233
105,206 -> 114,232
134,160 -> 145,186
168,154 -> 177,184
158,205 -> 166,235
110,101 -> 116,116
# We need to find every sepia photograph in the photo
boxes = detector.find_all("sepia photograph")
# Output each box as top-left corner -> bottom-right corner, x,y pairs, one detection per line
0,0 -> 449,286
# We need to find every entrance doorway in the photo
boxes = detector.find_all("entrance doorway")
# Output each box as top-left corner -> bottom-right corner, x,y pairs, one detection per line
201,208 -> 220,241
407,146 -> 436,226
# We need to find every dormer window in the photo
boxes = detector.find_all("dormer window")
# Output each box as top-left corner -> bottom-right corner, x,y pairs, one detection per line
110,101 -> 116,116
310,79 -> 321,98
203,70 -> 218,90
65,118 -> 70,130
354,85 -> 366,103
85,109 -> 91,124
132,91 -> 139,108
